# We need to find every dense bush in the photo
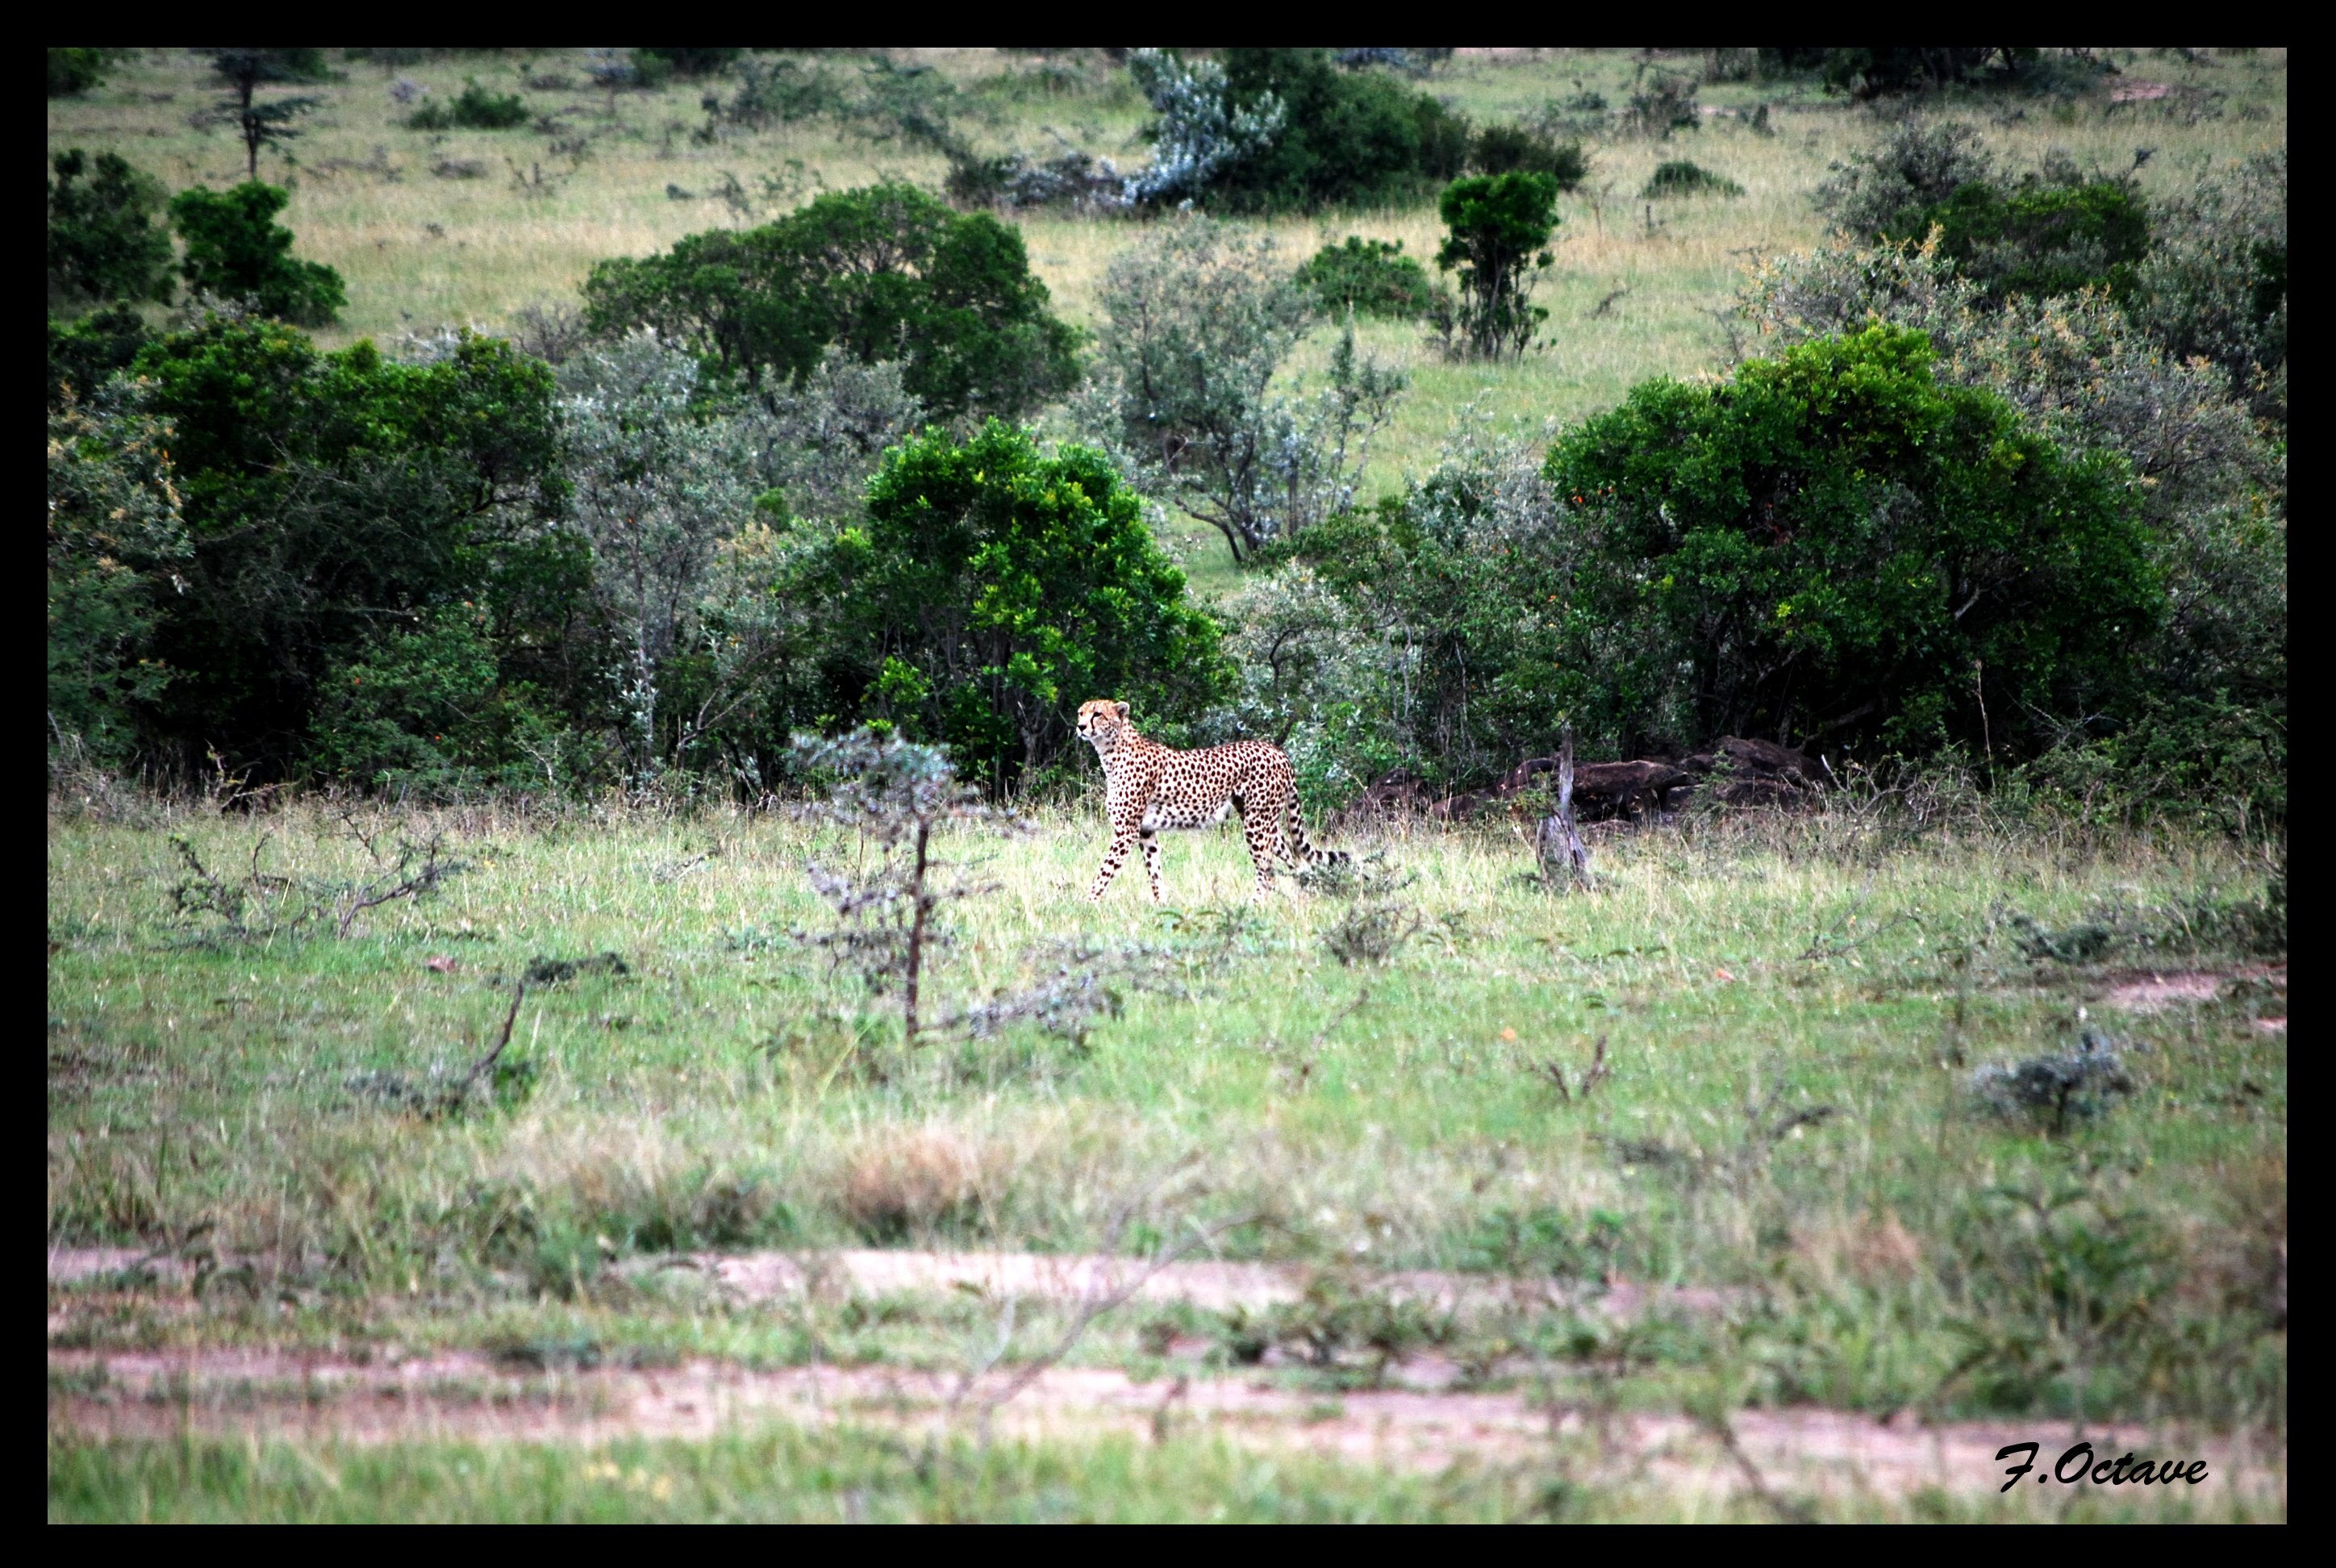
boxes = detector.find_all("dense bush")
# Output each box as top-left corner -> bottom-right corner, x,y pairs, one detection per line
1542,325 -> 2157,757
1078,219 -> 1406,562
1244,326 -> 2163,790
47,305 -> 152,410
1759,48 -> 2046,99
1743,239 -> 2286,820
1644,160 -> 1744,198
120,315 -> 578,780
405,78 -> 530,131
47,391 -> 192,765
1228,421 -> 1585,794
1294,237 -> 1441,321
805,423 -> 1233,791
581,182 -> 1081,424
2136,148 -> 2288,425
1437,172 -> 1559,360
1470,123 -> 1587,189
1818,123 -> 2149,303
1131,48 -> 1470,213
47,149 -> 174,311
48,47 -> 130,98
633,48 -> 743,80
167,182 -> 345,325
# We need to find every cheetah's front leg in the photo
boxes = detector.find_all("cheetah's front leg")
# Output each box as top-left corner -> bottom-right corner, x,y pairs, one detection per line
1087,811 -> 1144,902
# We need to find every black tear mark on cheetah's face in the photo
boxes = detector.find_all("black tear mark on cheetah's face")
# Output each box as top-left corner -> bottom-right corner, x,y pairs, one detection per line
1074,698 -> 1349,903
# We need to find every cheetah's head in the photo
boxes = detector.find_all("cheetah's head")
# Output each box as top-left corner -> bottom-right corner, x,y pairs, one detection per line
1074,699 -> 1132,749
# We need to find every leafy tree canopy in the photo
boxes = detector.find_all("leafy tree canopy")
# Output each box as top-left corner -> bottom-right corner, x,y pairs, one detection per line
1541,324 -> 2159,757
169,181 -> 345,325
581,182 -> 1081,424
818,422 -> 1232,790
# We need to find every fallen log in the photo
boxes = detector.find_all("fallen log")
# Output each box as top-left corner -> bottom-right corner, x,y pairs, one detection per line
1394,736 -> 1829,824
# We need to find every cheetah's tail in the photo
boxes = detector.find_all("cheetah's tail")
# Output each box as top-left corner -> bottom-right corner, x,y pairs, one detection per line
1284,799 -> 1350,866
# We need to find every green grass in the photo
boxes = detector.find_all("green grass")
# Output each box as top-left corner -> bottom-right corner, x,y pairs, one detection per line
48,1426 -> 2276,1523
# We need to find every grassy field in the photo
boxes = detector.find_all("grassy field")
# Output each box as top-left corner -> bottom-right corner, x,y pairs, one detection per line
47,784 -> 2286,1520
49,48 -> 2286,1520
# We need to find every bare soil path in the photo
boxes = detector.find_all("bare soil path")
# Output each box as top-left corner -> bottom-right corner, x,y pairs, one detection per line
48,1343 -> 2283,1508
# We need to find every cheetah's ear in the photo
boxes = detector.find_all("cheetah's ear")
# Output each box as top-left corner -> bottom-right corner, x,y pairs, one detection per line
1113,701 -> 1129,721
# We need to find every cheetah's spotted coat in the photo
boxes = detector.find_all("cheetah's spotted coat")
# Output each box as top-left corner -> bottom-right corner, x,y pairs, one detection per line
1075,699 -> 1349,902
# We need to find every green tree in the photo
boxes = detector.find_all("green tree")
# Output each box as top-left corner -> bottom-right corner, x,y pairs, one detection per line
205,48 -> 330,180
126,315 -> 578,778
582,182 -> 1080,424
816,423 -> 1231,791
1541,325 -> 2159,757
1208,48 -> 1470,212
1436,172 -> 1559,360
1818,123 -> 2150,304
47,149 -> 175,312
169,182 -> 345,325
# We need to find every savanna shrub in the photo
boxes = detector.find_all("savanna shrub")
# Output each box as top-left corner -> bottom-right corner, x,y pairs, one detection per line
1437,172 -> 1560,359
1818,123 -> 2148,302
48,47 -> 130,98
581,182 -> 1081,423
2136,148 -> 2287,423
121,315 -> 578,778
48,149 -> 175,311
803,422 -> 1232,791
168,181 -> 345,325
1759,47 -> 2045,99
633,48 -> 743,79
1294,237 -> 1441,320
1742,239 -> 2286,821
1121,49 -> 1286,206
1079,219 -> 1405,561
1644,160 -> 1744,198
47,390 -> 192,765
1470,123 -> 1588,188
1184,48 -> 1472,212
406,78 -> 530,131
1542,324 -> 2158,757
48,304 -> 152,409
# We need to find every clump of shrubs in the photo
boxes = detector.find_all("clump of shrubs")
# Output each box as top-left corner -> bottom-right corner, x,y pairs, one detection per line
407,78 -> 531,131
1644,160 -> 1744,198
1295,237 -> 1441,321
1817,121 -> 2149,302
1470,123 -> 1588,188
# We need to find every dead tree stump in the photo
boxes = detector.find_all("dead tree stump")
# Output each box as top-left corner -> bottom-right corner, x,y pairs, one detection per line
1536,728 -> 1593,890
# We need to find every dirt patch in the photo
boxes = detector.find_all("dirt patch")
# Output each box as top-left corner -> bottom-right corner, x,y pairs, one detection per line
48,1346 -> 2282,1506
50,1245 -> 1733,1321
2095,963 -> 2284,1015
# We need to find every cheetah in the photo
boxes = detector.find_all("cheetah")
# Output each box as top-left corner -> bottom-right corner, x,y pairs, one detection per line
1074,699 -> 1349,903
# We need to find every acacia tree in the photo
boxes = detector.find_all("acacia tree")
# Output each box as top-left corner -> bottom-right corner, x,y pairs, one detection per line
1436,172 -> 1559,360
205,48 -> 330,180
